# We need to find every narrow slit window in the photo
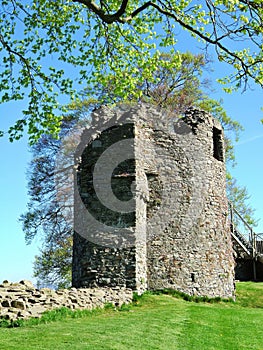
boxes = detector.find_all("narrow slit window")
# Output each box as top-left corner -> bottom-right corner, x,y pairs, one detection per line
213,127 -> 224,162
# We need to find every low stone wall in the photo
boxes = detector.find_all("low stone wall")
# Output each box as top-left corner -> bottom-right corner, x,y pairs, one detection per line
0,280 -> 133,321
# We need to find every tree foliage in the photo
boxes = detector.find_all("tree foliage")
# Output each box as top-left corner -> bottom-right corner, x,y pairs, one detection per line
227,176 -> 257,227
20,105 -> 90,288
1,0 -> 263,142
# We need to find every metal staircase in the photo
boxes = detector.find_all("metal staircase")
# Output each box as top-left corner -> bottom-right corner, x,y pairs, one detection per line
231,227 -> 252,257
229,202 -> 263,279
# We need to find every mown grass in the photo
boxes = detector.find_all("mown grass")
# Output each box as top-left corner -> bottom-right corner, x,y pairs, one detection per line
0,282 -> 262,350
235,281 -> 263,308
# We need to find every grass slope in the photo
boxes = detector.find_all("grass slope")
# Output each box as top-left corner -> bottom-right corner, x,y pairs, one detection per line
0,282 -> 262,350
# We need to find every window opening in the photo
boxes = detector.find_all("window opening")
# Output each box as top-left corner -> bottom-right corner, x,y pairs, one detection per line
213,127 -> 224,162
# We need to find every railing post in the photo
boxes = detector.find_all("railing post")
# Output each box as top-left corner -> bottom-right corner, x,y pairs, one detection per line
252,229 -> 257,281
252,229 -> 256,258
229,202 -> 234,233
253,258 -> 257,282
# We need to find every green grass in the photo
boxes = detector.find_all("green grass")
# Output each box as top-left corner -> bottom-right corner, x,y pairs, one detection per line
0,282 -> 263,350
235,281 -> 263,308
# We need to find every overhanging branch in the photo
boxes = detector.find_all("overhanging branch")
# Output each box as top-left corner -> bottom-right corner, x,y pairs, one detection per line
73,0 -> 259,84
72,0 -> 129,23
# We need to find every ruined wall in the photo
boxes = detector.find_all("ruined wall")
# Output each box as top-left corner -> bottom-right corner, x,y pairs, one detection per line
72,117 -> 144,291
136,106 -> 235,298
73,124 -> 136,289
72,104 -> 235,298
0,280 -> 132,322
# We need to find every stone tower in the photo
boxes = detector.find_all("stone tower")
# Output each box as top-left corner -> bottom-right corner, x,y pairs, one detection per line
72,104 -> 235,298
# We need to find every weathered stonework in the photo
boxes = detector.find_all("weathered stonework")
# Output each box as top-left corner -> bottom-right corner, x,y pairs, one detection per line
73,104 -> 235,298
0,280 -> 132,321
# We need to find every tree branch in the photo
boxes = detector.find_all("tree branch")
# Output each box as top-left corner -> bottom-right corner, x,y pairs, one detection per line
126,2 -> 256,84
0,34 -> 35,91
72,0 -> 258,79
121,2 -> 261,85
72,0 -> 129,23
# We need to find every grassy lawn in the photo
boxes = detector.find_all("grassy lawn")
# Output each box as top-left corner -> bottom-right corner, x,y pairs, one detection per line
0,282 -> 262,350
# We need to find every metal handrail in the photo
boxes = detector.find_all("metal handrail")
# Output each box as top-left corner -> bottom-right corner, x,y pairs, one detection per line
228,201 -> 261,258
230,229 -> 251,256
232,206 -> 254,234
229,201 -> 263,281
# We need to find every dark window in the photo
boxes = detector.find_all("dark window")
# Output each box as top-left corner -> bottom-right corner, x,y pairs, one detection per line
213,127 -> 224,162
191,273 -> 196,283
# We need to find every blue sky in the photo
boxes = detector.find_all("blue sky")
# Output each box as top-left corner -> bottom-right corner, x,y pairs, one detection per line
0,102 -> 39,283
219,88 -> 263,227
0,30 -> 263,284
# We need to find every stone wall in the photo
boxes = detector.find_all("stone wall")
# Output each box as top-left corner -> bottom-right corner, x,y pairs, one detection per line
0,280 -> 133,321
72,103 -> 235,298
141,107 -> 235,298
72,122 -> 138,290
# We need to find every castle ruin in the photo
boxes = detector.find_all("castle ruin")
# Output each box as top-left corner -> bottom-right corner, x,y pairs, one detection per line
72,104 -> 235,298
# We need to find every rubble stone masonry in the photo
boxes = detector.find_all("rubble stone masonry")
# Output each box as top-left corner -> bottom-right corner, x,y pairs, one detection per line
73,104 -> 235,299
0,280 -> 132,321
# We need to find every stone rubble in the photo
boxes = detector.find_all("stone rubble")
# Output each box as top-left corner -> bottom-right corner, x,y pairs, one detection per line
0,280 -> 133,321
